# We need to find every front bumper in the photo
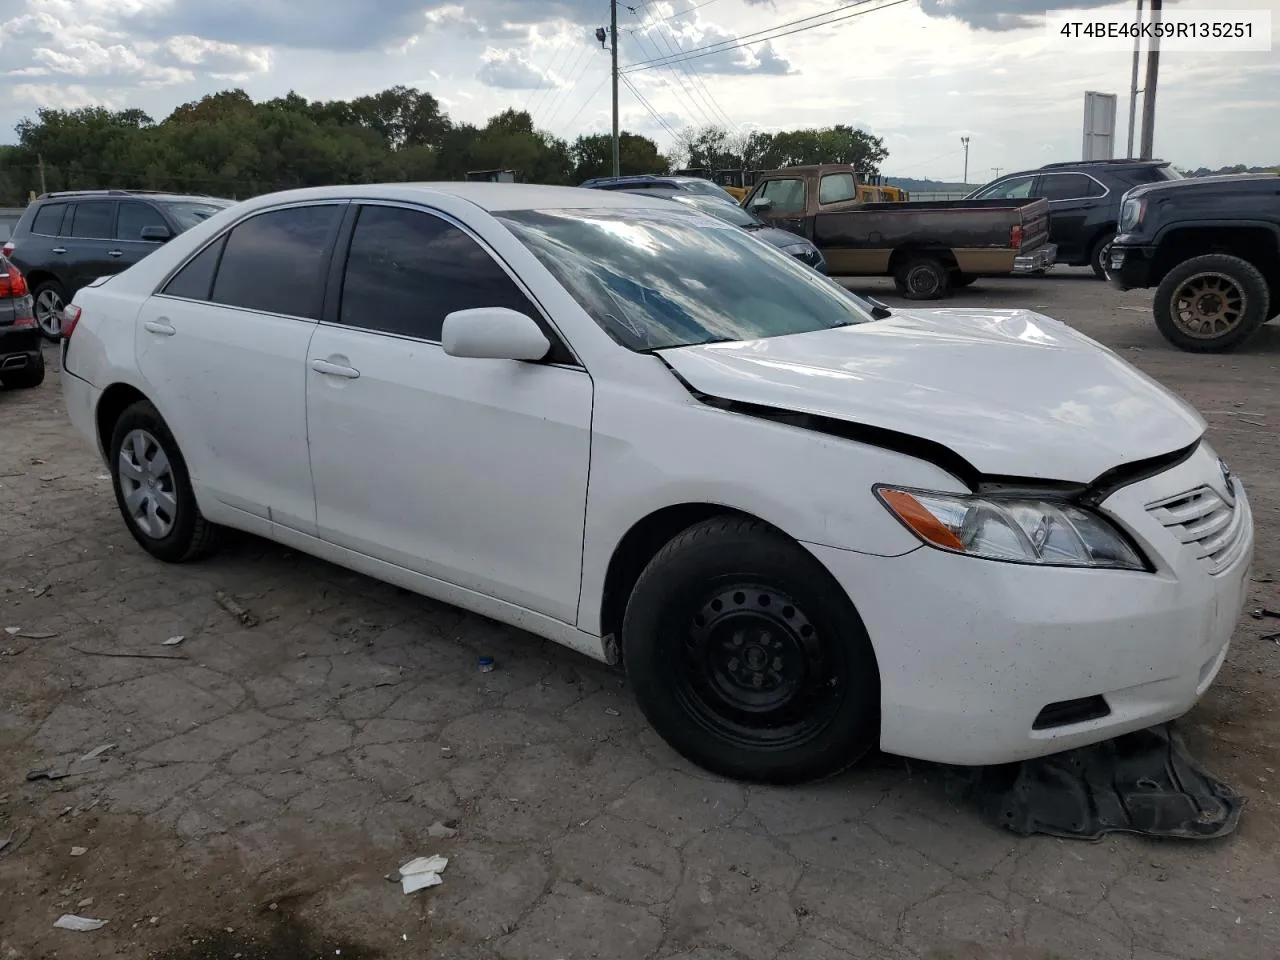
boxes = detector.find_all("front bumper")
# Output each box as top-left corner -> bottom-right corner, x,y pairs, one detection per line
1012,242 -> 1057,274
1106,243 -> 1157,290
807,442 -> 1253,766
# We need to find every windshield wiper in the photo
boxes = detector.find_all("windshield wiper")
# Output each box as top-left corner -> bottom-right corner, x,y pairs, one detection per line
862,295 -> 893,320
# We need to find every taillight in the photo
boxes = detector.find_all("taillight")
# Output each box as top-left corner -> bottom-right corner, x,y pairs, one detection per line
61,303 -> 82,339
0,263 -> 29,298
1010,224 -> 1023,250
1,241 -> 13,258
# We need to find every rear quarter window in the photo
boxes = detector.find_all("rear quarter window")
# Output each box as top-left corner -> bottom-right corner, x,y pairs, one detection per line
31,202 -> 68,236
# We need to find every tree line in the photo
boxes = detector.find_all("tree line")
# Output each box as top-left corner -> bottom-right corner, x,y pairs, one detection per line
0,86 -> 889,205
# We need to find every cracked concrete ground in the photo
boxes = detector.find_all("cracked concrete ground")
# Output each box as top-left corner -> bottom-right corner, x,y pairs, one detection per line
2,270 -> 1279,960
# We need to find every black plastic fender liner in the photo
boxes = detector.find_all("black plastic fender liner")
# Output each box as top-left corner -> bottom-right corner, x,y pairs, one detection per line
945,723 -> 1243,841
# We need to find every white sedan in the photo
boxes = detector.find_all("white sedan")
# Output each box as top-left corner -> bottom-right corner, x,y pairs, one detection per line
60,183 -> 1253,784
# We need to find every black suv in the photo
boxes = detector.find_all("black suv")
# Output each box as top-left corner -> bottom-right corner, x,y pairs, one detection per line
966,160 -> 1183,278
3,190 -> 233,339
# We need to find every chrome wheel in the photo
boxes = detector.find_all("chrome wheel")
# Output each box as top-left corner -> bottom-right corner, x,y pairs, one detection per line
118,429 -> 178,539
1170,272 -> 1247,339
35,288 -> 64,338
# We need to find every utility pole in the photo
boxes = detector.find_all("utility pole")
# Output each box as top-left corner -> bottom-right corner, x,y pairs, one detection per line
991,166 -> 1003,178
38,153 -> 47,195
1139,0 -> 1161,159
1126,0 -> 1144,157
596,4 -> 621,178
960,136 -> 970,184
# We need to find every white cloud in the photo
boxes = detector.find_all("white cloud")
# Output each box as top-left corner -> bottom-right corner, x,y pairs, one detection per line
476,47 -> 556,90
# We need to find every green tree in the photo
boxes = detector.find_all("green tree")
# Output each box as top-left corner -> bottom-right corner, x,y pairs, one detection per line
571,132 -> 668,182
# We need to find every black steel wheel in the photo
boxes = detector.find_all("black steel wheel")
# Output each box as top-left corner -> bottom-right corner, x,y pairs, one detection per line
1153,254 -> 1270,353
893,256 -> 952,300
623,516 -> 880,784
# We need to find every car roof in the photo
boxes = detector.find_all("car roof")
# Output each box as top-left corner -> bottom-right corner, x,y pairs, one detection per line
992,159 -> 1171,180
35,190 -> 228,204
223,182 -> 681,214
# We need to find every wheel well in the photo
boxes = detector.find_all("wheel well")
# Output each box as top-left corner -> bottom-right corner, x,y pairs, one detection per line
1152,227 -> 1280,289
95,383 -> 150,457
599,504 -> 775,644
888,245 -> 957,275
22,269 -> 60,292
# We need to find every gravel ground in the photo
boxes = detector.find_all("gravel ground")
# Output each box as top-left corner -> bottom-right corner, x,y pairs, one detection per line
1,267 -> 1278,960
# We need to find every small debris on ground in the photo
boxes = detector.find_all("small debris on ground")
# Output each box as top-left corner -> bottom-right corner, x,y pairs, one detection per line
54,915 -> 108,932
214,591 -> 259,627
78,743 -> 115,762
78,898 -> 94,908
604,708 -> 621,717
4,626 -> 19,635
161,635 -> 185,646
477,656 -> 495,673
31,584 -> 50,597
1251,608 -> 1280,620
398,854 -> 448,894
426,821 -> 457,840
0,825 -> 32,857
70,846 -> 88,857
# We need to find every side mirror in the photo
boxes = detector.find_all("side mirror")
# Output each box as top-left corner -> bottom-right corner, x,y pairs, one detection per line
441,307 -> 551,362
749,197 -> 773,212
140,225 -> 172,243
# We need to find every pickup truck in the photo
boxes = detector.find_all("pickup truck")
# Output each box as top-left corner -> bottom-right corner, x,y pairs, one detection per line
742,164 -> 1056,299
1106,172 -> 1280,352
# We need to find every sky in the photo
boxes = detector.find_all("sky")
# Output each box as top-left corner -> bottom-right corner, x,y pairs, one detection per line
0,0 -> 1276,182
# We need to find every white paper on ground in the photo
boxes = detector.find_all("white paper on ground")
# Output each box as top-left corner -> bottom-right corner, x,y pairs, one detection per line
398,854 -> 448,894
54,915 -> 107,932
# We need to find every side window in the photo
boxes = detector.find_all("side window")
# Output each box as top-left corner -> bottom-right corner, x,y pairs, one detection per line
1083,176 -> 1108,198
977,176 -> 1034,200
162,234 -> 227,301
756,178 -> 806,214
31,202 -> 67,237
68,201 -> 117,239
116,201 -> 168,241
1039,173 -> 1095,201
211,205 -> 341,319
819,173 -> 857,205
339,205 -> 542,344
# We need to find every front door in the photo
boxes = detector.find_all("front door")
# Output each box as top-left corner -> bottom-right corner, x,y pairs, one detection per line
114,199 -> 173,269
1034,172 -> 1106,264
62,200 -> 120,292
135,202 -> 346,532
305,202 -> 592,623
747,177 -> 809,237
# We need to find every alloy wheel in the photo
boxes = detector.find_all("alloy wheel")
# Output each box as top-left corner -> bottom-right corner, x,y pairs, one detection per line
35,289 -> 63,338
1169,272 -> 1247,339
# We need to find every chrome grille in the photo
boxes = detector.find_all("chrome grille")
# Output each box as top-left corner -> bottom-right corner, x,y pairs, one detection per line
1146,485 -> 1247,575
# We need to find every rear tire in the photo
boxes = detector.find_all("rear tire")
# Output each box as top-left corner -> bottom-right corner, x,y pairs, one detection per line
894,256 -> 952,300
108,400 -> 221,563
1090,233 -> 1115,280
1,351 -> 45,389
32,279 -> 67,342
622,516 -> 880,785
1153,254 -> 1270,353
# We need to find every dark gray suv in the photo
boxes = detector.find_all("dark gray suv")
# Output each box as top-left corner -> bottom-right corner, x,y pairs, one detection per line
3,190 -> 233,339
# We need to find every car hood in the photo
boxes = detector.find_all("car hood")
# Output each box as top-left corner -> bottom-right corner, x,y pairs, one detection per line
1125,171 -> 1279,201
752,226 -> 813,250
659,307 -> 1205,484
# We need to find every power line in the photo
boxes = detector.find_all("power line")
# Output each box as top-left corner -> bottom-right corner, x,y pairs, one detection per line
630,5 -> 739,131
623,0 -> 913,74
536,38 -> 598,127
627,0 -> 726,26
625,26 -> 718,128
558,75 -> 610,133
621,74 -> 682,142
526,5 -> 594,117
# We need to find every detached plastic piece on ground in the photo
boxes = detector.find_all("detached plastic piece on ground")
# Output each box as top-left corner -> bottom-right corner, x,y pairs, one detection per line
951,723 -> 1243,840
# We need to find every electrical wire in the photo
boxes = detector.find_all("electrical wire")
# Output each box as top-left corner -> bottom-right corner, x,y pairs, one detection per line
625,26 -> 718,128
624,0 -> 914,73
621,74 -> 683,142
631,5 -> 739,131
557,75 -> 611,133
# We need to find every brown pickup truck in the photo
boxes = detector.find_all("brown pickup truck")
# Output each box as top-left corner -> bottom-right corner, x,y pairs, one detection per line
742,164 -> 1057,299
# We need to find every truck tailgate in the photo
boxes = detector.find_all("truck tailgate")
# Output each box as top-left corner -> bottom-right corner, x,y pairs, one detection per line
1018,197 -> 1051,249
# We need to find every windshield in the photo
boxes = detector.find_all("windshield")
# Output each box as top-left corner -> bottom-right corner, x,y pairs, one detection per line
497,208 -> 872,351
162,200 -> 233,232
671,194 -> 760,228
678,179 -> 739,202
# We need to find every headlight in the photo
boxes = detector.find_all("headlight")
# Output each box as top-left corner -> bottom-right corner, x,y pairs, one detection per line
1118,197 -> 1146,233
876,487 -> 1146,570
782,242 -> 816,255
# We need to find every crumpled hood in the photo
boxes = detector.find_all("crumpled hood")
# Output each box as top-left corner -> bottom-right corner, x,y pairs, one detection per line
660,307 -> 1205,484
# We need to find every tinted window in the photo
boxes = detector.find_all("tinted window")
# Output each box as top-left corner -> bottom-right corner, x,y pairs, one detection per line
1124,164 -> 1183,184
755,178 -> 806,214
678,180 -> 738,201
163,200 -> 233,232
672,194 -> 760,228
977,176 -> 1034,200
340,205 -> 539,342
819,173 -> 857,204
1039,173 -> 1097,201
116,201 -> 168,241
211,205 -> 341,318
31,202 -> 68,236
162,235 -> 227,301
498,208 -> 872,352
69,201 -> 117,239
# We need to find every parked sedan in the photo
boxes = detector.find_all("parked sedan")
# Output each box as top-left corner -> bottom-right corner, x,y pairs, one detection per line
0,256 -> 43,389
628,190 -> 827,273
61,184 -> 1253,784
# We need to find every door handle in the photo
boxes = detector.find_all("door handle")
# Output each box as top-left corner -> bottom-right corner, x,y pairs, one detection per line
143,320 -> 176,337
310,359 -> 360,379
107,250 -> 123,257
51,247 -> 66,254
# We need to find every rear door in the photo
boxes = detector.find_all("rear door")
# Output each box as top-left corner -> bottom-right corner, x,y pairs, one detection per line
1033,172 -> 1107,262
135,201 -> 345,533
114,200 -> 172,269
63,200 -> 120,291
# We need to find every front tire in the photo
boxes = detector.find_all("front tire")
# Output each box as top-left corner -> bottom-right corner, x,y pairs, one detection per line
893,256 -> 952,300
622,516 -> 880,784
1153,254 -> 1270,353
108,400 -> 221,562
32,280 -> 68,342
1090,233 -> 1115,280
1,351 -> 44,389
